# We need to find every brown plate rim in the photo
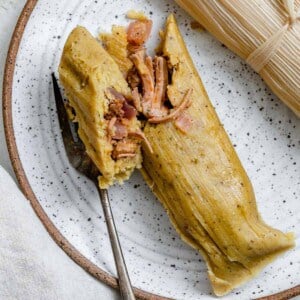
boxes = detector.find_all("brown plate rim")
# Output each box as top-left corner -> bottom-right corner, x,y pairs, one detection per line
2,0 -> 300,299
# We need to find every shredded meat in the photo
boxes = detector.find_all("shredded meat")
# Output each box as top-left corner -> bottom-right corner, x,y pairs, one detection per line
116,153 -> 137,158
145,56 -> 154,81
108,99 -> 124,118
122,101 -> 137,119
174,113 -> 193,133
129,53 -> 192,124
106,88 -> 137,120
104,87 -> 141,160
112,121 -> 128,140
148,56 -> 169,118
127,22 -> 191,122
112,140 -> 138,159
153,57 -> 168,106
128,129 -> 153,153
130,50 -> 155,114
127,67 -> 141,89
131,87 -> 142,112
127,20 -> 152,46
108,117 -> 117,137
103,19 -> 195,163
148,89 -> 193,123
126,18 -> 192,123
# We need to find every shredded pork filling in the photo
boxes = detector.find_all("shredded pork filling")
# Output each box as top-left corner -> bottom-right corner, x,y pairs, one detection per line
105,18 -> 193,161
126,19 -> 193,124
105,87 -> 152,160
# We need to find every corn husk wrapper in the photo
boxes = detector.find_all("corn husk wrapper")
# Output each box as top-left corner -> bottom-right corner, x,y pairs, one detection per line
175,0 -> 300,116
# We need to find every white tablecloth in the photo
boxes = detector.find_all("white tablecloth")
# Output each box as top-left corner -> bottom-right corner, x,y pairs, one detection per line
0,1 -> 118,299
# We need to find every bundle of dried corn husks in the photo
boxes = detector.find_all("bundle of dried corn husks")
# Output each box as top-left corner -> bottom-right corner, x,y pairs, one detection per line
175,0 -> 300,116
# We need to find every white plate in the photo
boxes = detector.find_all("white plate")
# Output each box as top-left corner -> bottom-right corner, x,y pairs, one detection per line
6,0 -> 300,298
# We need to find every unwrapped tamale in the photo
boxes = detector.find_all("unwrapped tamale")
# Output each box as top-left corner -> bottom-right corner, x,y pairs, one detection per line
141,15 -> 294,296
175,0 -> 300,116
59,27 -> 142,188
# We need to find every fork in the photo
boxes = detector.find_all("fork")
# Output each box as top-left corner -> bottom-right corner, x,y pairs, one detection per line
52,74 -> 136,300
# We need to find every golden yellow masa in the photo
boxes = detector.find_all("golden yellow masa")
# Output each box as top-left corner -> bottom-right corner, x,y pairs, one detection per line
100,25 -> 133,77
59,26 -> 142,188
141,15 -> 294,296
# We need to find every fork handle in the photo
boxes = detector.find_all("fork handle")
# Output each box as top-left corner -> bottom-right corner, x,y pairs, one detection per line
97,187 -> 136,300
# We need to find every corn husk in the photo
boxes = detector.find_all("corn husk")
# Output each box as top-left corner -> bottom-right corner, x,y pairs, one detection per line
175,0 -> 300,116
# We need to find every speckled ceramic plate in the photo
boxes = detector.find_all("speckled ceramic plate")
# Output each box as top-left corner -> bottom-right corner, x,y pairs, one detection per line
3,0 -> 300,299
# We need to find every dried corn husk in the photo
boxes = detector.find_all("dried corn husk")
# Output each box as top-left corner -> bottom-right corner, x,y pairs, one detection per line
175,0 -> 300,116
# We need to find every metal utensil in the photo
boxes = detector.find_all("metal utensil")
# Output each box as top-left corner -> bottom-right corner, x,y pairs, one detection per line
52,73 -> 136,300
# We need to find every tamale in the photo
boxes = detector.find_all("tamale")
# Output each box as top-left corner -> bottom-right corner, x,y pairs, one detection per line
59,27 -> 142,188
175,0 -> 300,116
141,15 -> 295,296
